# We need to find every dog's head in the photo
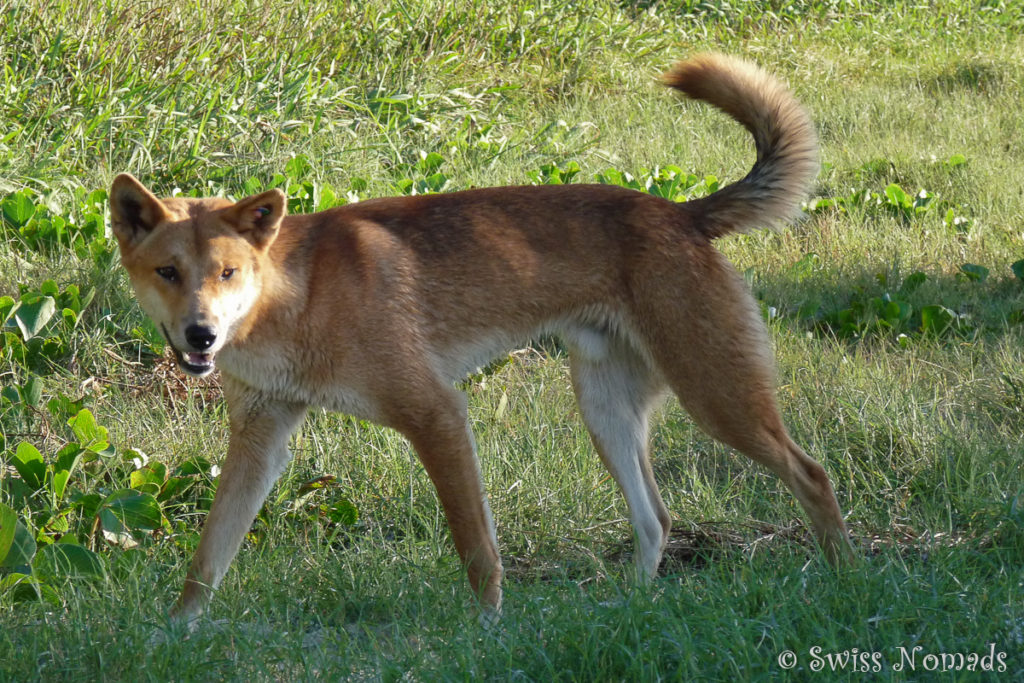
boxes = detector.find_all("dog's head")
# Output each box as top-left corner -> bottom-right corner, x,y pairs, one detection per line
110,174 -> 285,377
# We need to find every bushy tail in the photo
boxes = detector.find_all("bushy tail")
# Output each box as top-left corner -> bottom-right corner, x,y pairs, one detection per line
662,53 -> 818,239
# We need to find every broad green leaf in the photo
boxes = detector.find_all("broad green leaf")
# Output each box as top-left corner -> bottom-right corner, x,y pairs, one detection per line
43,512 -> 69,535
882,300 -> 902,322
68,409 -> 109,451
0,573 -> 60,605
884,183 -> 911,208
51,469 -> 71,502
1011,259 -> 1024,282
71,493 -> 102,520
130,464 -> 166,495
55,443 -> 84,473
416,151 -> 445,173
1,191 -> 35,227
99,489 -> 164,531
0,512 -> 37,568
809,197 -> 836,212
34,542 -> 106,581
597,168 -> 625,186
921,305 -> 956,335
1,385 -> 19,404
0,504 -> 17,565
13,295 -> 56,339
48,393 -> 85,421
945,153 -> 967,168
285,154 -> 311,180
98,508 -> 124,535
422,172 -> 448,193
158,475 -> 191,502
316,185 -> 338,212
324,499 -> 358,526
959,263 -> 989,282
84,188 -> 108,210
175,456 -> 213,477
13,442 -> 45,490
242,176 -> 263,196
899,271 -> 928,294
0,295 -> 15,323
20,375 -> 42,407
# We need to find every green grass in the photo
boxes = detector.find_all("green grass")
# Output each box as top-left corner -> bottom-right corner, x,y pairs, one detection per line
2,0 -> 1024,680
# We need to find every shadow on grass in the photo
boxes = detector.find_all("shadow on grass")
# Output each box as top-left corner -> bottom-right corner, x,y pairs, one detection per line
751,262 -> 1024,346
505,520 -> 821,581
920,59 -> 1017,97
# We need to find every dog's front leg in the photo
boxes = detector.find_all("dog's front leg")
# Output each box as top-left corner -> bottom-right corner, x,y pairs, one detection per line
172,385 -> 307,625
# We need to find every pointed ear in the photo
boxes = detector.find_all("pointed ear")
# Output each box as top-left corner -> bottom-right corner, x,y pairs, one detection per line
222,189 -> 286,248
110,174 -> 170,250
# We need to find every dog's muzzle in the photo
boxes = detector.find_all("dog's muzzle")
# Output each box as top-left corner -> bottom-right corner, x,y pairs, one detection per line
161,323 -> 217,376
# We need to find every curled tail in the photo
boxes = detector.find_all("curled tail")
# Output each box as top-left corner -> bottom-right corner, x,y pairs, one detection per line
662,53 -> 818,239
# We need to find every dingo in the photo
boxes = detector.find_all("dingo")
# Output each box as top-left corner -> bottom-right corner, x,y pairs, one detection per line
111,53 -> 853,625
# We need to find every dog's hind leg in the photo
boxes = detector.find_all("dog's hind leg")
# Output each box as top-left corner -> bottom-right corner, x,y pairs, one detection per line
635,250 -> 854,566
390,385 -> 504,614
568,336 -> 670,579
173,382 -> 307,625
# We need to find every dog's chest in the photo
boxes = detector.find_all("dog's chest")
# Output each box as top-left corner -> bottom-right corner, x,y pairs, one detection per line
217,344 -> 380,420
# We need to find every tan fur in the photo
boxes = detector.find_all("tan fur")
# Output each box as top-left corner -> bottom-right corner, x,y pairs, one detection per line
110,53 -> 854,625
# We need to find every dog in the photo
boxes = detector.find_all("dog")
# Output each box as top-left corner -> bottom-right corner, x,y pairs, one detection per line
110,53 -> 854,625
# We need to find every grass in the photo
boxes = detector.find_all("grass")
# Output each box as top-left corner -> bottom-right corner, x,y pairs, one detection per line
2,0 -> 1024,679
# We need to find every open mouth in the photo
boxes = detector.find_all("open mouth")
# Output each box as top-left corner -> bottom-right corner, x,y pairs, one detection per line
161,324 -> 217,377
179,351 -> 216,375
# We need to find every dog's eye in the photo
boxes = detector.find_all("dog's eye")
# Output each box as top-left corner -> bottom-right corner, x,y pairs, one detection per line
220,268 -> 235,280
156,266 -> 179,282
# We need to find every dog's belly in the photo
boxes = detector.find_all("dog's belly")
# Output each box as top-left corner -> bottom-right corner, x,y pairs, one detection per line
430,306 -> 649,382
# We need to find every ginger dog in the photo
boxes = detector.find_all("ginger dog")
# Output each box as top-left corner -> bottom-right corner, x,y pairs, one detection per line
110,53 -> 853,624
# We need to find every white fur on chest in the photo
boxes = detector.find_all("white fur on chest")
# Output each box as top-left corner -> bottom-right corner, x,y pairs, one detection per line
218,345 -> 380,420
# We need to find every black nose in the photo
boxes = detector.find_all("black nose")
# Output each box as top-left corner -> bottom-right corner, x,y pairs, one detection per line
184,324 -> 217,350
